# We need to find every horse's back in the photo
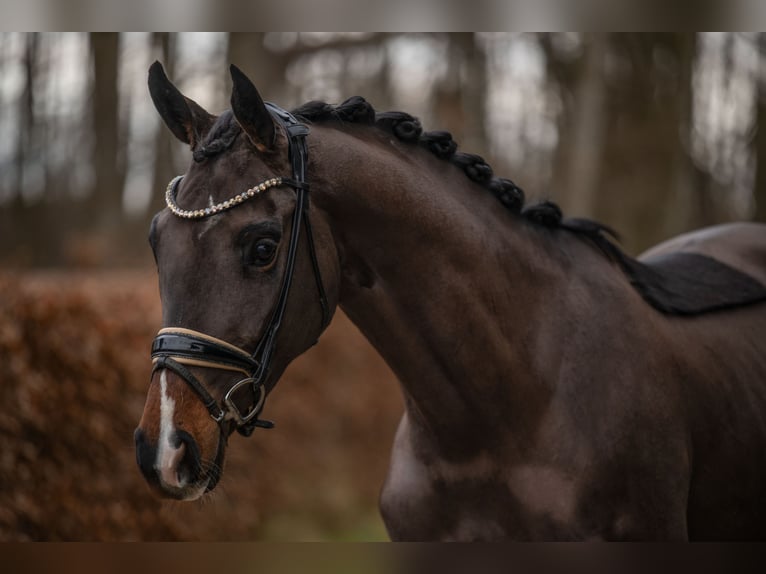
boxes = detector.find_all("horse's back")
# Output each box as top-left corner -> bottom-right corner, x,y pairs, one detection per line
639,222 -> 766,285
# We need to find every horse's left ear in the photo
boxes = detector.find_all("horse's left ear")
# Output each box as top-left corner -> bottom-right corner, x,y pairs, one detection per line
148,61 -> 215,148
230,65 -> 276,152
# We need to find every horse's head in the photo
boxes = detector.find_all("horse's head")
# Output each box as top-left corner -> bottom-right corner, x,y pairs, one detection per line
135,62 -> 339,500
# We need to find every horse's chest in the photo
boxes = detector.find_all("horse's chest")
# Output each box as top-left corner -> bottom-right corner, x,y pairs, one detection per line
380,422 -> 581,540
380,451 -> 505,540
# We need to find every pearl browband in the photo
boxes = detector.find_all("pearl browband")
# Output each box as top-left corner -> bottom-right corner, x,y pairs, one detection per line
165,174 -> 286,219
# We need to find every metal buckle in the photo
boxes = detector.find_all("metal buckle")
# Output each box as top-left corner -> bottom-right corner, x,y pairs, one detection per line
223,377 -> 267,426
209,408 -> 225,424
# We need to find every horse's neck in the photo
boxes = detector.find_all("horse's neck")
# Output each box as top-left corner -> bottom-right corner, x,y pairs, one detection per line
312,128 -> 609,456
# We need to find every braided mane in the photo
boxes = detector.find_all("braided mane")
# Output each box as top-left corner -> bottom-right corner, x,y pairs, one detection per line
291,96 -> 623,263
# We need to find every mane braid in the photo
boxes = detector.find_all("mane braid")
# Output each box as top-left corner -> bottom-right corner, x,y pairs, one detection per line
292,97 -> 629,256
295,97 -> 630,265
291,96 -> 620,260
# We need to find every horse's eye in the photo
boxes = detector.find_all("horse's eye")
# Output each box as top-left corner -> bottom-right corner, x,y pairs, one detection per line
244,238 -> 278,267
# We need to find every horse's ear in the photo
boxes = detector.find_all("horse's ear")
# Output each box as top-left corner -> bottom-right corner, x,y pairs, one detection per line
229,65 -> 276,152
148,61 -> 215,147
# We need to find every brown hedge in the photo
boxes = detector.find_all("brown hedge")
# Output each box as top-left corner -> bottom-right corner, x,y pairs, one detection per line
0,271 -> 402,541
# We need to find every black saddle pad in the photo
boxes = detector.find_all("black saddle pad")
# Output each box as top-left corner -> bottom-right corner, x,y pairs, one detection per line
624,252 -> 766,315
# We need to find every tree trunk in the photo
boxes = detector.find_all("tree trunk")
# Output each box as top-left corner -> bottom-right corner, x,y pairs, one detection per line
660,33 -> 702,237
89,33 -> 124,233
149,33 -> 176,218
1,33 -> 46,265
547,34 -> 702,254
549,34 -> 609,219
594,34 -> 698,254
754,34 -> 766,223
432,33 -> 489,158
227,33 -> 288,102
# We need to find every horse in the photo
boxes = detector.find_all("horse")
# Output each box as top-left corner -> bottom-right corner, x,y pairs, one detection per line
134,61 -> 766,541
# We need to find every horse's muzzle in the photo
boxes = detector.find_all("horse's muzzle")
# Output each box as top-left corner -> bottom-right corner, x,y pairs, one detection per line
134,427 -> 209,500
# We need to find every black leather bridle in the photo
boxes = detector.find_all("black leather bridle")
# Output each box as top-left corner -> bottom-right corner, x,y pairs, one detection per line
151,103 -> 329,438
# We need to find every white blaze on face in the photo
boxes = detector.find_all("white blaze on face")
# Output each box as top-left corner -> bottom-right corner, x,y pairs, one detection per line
197,194 -> 223,239
155,369 -> 187,488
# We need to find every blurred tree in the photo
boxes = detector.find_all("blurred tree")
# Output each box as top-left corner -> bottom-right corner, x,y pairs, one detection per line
754,34 -> 766,223
0,33 -> 761,267
227,33 -> 389,105
227,33 -> 286,102
15,33 -> 38,204
1,34 -> 102,266
546,33 -> 701,254
89,33 -> 124,233
544,34 -> 608,221
433,33 -> 488,158
2,33 -> 52,265
148,33 -> 176,217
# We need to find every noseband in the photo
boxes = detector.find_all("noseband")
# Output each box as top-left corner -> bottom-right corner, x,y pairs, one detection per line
151,103 -> 329,437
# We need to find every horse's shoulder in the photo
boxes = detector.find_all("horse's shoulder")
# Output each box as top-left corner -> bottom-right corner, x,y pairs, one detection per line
624,223 -> 766,315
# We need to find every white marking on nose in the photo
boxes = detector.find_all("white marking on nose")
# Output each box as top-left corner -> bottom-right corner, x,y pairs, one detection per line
197,195 -> 222,239
156,370 -> 186,488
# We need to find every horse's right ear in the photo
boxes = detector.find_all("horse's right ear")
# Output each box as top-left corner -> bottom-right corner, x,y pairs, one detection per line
229,65 -> 276,152
148,61 -> 215,147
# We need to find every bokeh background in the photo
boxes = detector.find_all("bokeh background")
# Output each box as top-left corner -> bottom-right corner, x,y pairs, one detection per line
1,33 -> 766,541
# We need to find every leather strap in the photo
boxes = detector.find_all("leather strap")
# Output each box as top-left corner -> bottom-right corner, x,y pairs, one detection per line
152,330 -> 258,374
153,356 -> 224,423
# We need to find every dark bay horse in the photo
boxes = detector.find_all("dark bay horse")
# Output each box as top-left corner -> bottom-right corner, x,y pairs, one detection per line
135,62 -> 766,540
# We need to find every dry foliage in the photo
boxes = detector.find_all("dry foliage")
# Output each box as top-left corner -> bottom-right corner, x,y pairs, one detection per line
0,271 -> 402,540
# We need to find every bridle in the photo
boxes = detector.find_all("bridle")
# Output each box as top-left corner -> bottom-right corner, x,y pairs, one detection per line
150,103 -> 329,438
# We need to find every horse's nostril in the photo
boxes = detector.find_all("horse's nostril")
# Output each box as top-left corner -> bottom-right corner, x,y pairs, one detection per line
134,426 -> 205,494
174,430 -> 202,485
134,428 -> 160,487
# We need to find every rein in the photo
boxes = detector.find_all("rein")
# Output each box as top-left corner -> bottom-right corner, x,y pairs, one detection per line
151,103 -> 329,437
